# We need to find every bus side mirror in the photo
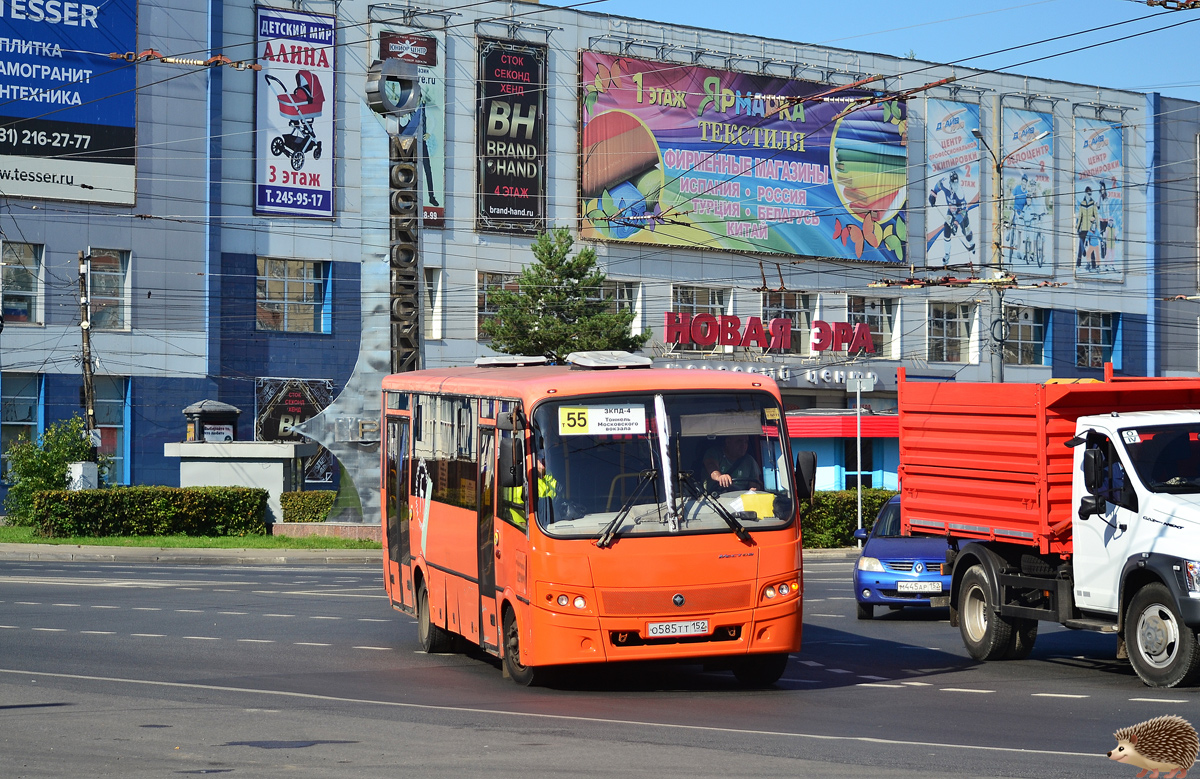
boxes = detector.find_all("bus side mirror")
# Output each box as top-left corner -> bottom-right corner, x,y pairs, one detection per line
496,411 -> 524,431
794,450 -> 816,506
1082,449 -> 1104,494
499,438 -> 525,489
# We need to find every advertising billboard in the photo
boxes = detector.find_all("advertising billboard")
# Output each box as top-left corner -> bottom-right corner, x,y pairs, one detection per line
380,29 -> 445,227
1000,107 -> 1054,276
255,377 -> 335,483
924,99 -> 980,268
0,0 -> 137,204
579,52 -> 909,262
255,7 -> 335,218
1074,117 -> 1123,281
477,38 -> 546,234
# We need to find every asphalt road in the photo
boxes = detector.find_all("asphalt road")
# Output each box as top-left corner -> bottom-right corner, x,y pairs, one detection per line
0,553 -> 1193,778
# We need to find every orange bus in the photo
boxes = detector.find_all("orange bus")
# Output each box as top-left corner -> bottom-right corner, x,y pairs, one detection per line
380,352 -> 813,686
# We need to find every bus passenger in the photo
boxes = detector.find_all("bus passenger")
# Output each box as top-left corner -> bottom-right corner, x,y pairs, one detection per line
703,435 -> 763,493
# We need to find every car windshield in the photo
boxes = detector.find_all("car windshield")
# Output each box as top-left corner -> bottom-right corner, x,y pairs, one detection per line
871,501 -> 901,537
530,391 -> 794,539
1121,424 -> 1200,494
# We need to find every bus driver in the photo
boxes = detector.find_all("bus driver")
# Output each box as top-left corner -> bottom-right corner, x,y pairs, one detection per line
703,435 -> 763,493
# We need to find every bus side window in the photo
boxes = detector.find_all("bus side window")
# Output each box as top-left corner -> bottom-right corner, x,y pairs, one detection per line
498,429 -> 528,531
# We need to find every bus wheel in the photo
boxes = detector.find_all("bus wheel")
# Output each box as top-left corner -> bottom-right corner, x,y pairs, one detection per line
732,653 -> 789,688
958,565 -> 1013,661
1128,583 -> 1200,688
502,609 -> 540,686
416,580 -> 453,654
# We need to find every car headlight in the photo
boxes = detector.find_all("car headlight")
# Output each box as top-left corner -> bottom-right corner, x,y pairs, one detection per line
857,556 -> 885,573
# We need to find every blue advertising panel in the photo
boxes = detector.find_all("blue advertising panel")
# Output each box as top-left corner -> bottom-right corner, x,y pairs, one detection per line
0,0 -> 137,204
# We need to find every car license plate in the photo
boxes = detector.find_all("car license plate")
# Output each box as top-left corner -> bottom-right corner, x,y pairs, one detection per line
897,581 -> 942,593
646,619 -> 709,637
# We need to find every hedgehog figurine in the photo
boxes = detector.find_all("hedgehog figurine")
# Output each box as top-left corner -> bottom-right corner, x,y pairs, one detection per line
1108,716 -> 1199,779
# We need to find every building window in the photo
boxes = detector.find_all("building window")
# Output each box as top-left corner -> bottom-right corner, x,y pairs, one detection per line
477,271 -> 518,341
256,258 -> 331,333
1,373 -> 38,481
1004,306 -> 1047,365
88,249 -> 130,330
94,376 -> 127,485
928,302 -> 972,363
848,296 -> 894,355
585,280 -> 639,331
423,267 -> 440,341
1077,311 -> 1116,368
762,291 -> 811,354
1,243 -> 42,325
844,438 -> 874,490
672,285 -> 727,352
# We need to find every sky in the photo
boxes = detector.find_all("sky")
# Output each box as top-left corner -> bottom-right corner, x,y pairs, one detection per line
549,0 -> 1200,103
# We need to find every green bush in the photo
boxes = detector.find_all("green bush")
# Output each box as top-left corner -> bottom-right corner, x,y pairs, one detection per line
3,415 -> 112,526
30,486 -> 268,538
799,488 -> 898,548
280,490 -> 336,523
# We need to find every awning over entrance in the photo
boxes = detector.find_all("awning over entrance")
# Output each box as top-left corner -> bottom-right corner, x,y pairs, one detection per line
786,414 -> 898,439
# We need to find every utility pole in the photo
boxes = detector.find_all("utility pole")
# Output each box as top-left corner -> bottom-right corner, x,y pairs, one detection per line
78,251 -> 97,461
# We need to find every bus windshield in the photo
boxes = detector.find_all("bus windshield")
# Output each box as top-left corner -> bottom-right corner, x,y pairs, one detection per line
530,391 -> 794,540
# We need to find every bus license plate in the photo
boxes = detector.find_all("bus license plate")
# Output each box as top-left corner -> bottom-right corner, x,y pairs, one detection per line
646,619 -> 709,637
897,581 -> 942,593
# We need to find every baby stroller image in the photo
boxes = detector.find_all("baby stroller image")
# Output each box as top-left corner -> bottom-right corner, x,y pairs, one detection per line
264,70 -> 325,171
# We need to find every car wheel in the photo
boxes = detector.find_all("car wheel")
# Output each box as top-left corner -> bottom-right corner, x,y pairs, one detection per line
1127,583 -> 1200,688
856,602 -> 874,620
958,564 -> 1014,661
732,653 -> 789,688
416,580 -> 453,654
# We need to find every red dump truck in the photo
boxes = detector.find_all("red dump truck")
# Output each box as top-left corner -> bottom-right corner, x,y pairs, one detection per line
898,368 -> 1200,687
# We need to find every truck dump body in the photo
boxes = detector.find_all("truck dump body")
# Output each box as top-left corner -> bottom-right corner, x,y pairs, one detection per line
898,371 -> 1200,555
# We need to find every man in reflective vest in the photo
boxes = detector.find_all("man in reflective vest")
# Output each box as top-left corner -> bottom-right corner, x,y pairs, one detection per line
504,458 -> 557,528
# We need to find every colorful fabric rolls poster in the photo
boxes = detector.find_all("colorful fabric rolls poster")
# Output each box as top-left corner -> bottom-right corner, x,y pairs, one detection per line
579,52 -> 909,262
924,99 -> 981,268
1074,118 -> 1123,280
1000,107 -> 1054,275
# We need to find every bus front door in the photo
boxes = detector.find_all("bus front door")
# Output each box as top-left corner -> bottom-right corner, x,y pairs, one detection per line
478,427 -> 499,652
386,417 -> 413,611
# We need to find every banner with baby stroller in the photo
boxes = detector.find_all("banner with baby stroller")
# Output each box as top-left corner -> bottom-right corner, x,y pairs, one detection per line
255,7 -> 335,218
924,99 -> 981,269
1074,117 -> 1123,282
1000,107 -> 1054,277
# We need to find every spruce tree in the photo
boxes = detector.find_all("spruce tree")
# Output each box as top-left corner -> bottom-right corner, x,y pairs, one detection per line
480,228 -> 650,363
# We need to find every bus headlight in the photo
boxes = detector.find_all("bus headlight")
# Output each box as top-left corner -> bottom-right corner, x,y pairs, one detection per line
557,595 -> 569,607
573,596 -> 586,609
857,556 -> 885,573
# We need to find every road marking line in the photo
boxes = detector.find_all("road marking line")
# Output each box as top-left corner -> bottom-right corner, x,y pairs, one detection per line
218,612 -> 247,615
1032,693 -> 1089,699
295,642 -> 331,647
1130,697 -> 1189,703
183,637 -> 220,641
941,688 -> 994,694
175,609 -> 204,613
213,589 -> 239,592
310,616 -> 340,620
237,639 -> 274,643
252,591 -> 279,594
809,614 -> 844,618
0,625 -> 17,629
52,603 -> 80,607
15,601 -> 40,605
827,669 -> 852,674
353,646 -> 391,651
32,628 -> 65,632
779,678 -> 821,684
130,633 -> 164,637
858,683 -> 906,688
132,608 -> 161,611
900,681 -> 932,686
357,619 -> 389,623
90,605 -> 119,609
799,660 -> 823,667
263,614 -> 295,618
0,667 -> 1107,759
176,588 -> 202,591
80,631 -> 114,635
858,675 -> 890,681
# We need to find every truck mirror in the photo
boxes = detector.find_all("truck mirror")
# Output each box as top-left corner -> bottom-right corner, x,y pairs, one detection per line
794,450 -> 817,506
1081,449 -> 1104,494
498,437 -> 525,489
1078,493 -> 1105,520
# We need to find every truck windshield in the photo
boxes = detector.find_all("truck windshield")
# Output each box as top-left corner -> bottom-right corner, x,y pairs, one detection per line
1121,424 -> 1200,494
530,392 -> 794,539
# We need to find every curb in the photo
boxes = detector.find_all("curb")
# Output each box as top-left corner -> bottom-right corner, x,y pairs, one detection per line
802,547 -> 861,560
0,543 -> 379,566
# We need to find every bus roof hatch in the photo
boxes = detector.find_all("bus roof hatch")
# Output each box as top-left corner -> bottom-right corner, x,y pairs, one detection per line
474,355 -> 548,367
566,351 -> 653,369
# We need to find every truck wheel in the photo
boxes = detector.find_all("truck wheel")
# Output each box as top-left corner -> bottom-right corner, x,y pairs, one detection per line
502,608 -> 544,686
1004,618 -> 1039,660
732,653 -> 790,688
1127,583 -> 1200,688
958,565 -> 1014,661
856,602 -> 874,620
416,580 -> 453,654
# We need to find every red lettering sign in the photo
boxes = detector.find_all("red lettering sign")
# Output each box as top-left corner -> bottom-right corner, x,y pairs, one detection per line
809,320 -> 875,353
663,312 -> 791,349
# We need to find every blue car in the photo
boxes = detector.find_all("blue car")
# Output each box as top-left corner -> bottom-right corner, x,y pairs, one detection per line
852,496 -> 952,620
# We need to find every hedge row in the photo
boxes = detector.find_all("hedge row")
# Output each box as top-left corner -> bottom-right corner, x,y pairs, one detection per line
799,488 -> 898,549
31,486 -> 268,538
280,490 -> 336,523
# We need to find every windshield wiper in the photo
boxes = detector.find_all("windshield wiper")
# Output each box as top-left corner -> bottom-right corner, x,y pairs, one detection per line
596,469 -> 658,549
678,473 -> 753,544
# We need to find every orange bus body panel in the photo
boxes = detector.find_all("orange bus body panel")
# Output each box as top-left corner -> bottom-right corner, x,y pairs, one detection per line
899,373 -> 1200,555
